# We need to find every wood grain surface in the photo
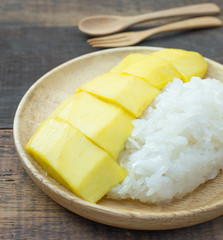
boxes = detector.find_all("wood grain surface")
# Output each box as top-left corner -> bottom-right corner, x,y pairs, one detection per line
1,0 -> 223,239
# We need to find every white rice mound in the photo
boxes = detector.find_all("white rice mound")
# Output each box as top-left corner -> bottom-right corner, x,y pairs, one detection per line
108,77 -> 223,204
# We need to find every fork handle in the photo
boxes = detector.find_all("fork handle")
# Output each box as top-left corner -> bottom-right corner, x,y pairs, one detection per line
128,3 -> 220,24
142,16 -> 222,39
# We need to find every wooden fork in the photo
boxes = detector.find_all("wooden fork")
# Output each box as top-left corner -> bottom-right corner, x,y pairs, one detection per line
88,16 -> 222,48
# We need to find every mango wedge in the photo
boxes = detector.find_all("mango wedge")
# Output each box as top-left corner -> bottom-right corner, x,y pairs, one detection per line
55,91 -> 134,159
111,53 -> 147,74
123,55 -> 182,89
26,118 -> 126,203
49,94 -> 76,118
169,51 -> 207,82
150,49 -> 188,61
76,72 -> 160,117
150,49 -> 207,82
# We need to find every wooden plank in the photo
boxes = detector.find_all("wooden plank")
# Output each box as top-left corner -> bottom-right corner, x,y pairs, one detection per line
1,129 -> 223,239
1,23 -> 223,129
0,0 -> 222,26
0,25 -> 95,129
0,0 -> 191,26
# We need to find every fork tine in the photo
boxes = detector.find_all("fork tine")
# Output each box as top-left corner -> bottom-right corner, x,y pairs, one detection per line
88,37 -> 125,45
88,30 -> 145,47
88,38 -> 130,47
88,32 -> 128,43
88,35 -> 129,45
88,40 -> 134,48
88,30 -> 142,47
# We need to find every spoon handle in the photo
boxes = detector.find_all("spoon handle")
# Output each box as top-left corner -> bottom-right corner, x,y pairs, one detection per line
128,3 -> 220,25
141,16 -> 222,40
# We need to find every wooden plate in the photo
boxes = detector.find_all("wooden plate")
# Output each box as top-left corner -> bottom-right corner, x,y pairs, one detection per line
13,46 -> 223,230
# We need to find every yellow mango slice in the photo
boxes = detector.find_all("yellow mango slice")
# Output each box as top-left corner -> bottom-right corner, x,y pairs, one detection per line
150,49 -> 207,82
55,91 -> 134,159
26,118 -> 126,203
150,49 -> 188,61
76,72 -> 160,117
169,51 -> 207,82
49,94 -> 76,118
123,55 -> 182,89
111,53 -> 148,73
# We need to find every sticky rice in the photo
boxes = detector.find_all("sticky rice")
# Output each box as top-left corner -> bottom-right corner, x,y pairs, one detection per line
108,77 -> 223,204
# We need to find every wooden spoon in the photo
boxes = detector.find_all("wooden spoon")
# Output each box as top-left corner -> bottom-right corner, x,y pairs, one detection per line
79,3 -> 220,36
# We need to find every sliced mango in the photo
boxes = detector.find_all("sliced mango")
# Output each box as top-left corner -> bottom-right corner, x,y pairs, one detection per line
111,53 -> 148,73
76,72 -> 160,117
150,49 -> 207,82
26,118 -> 126,203
123,55 -> 182,89
49,94 -> 76,118
169,51 -> 207,82
150,49 -> 188,61
55,91 -> 134,159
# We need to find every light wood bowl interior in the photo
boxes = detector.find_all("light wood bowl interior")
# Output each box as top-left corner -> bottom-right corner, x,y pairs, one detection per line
13,46 -> 223,230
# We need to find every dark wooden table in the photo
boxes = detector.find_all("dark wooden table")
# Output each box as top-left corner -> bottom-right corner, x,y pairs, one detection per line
1,0 -> 223,239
